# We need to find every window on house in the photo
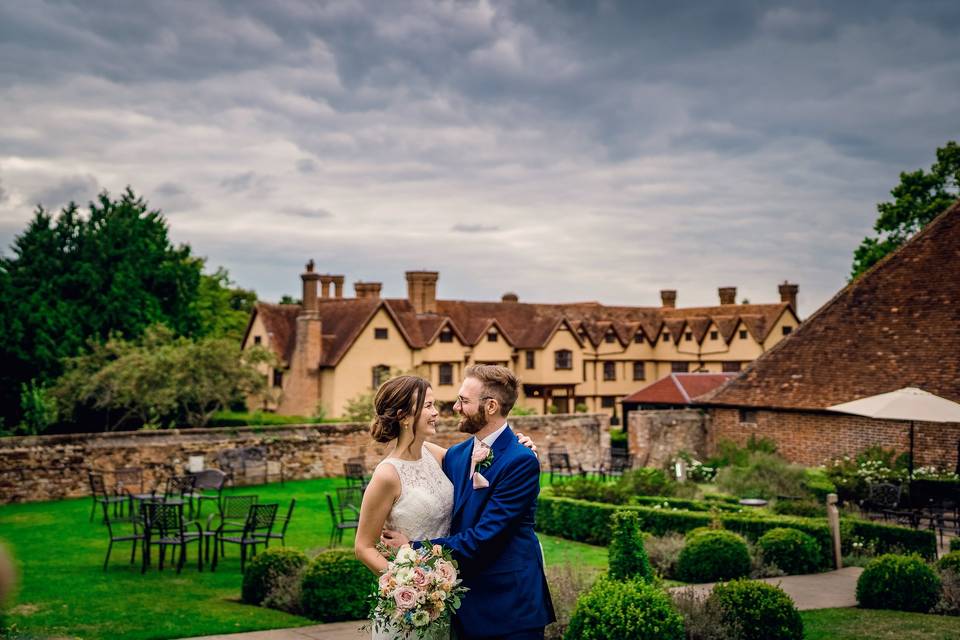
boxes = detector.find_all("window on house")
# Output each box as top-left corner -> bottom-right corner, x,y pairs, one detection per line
272,369 -> 283,388
554,349 -> 573,370
710,330 -> 718,340
487,331 -> 498,342
662,333 -> 670,343
782,326 -> 793,336
605,333 -> 616,343
633,361 -> 646,380
439,363 -> 453,386
253,335 -> 262,345
375,328 -> 388,340
372,365 -> 390,389
722,361 -> 742,373
634,332 -> 644,343
739,409 -> 758,424
439,328 -> 454,343
671,361 -> 688,373
685,332 -> 693,342
601,396 -> 616,408
525,350 -> 535,369
739,329 -> 748,340
603,361 -> 616,381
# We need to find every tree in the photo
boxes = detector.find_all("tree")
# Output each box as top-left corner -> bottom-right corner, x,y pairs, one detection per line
0,188 -> 208,427
52,325 -> 274,430
193,267 -> 258,342
851,141 -> 959,279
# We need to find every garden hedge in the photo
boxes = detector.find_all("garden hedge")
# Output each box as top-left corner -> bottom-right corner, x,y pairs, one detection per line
536,496 -> 936,564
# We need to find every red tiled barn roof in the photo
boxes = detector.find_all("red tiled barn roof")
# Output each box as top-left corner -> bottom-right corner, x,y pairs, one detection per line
623,373 -> 737,405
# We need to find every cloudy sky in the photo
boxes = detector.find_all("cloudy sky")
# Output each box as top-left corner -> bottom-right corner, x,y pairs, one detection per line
1,1 -> 958,317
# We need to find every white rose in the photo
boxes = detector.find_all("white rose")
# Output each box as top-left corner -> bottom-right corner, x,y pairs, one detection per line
395,545 -> 418,565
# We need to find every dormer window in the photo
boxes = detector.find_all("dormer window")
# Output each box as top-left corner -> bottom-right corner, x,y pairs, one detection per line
739,330 -> 748,340
710,330 -> 718,340
375,328 -> 388,340
634,332 -> 644,343
662,333 -> 670,343
554,349 -> 573,370
684,332 -> 692,342
604,333 -> 616,343
782,326 -> 793,336
487,330 -> 498,342
439,328 -> 454,343
253,336 -> 262,345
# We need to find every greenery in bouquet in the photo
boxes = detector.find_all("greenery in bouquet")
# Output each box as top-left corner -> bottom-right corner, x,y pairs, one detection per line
371,543 -> 467,638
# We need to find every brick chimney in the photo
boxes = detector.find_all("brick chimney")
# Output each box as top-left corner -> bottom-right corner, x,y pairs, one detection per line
719,286 -> 737,305
779,281 -> 799,311
319,274 -> 333,299
354,282 -> 382,299
660,289 -> 677,308
501,292 -> 519,303
406,271 -> 439,314
301,260 -> 320,313
332,275 -> 344,299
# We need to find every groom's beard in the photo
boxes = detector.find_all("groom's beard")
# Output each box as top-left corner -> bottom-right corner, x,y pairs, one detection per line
458,410 -> 488,434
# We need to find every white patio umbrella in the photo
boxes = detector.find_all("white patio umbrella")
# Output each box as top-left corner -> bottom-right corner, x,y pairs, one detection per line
827,387 -> 960,478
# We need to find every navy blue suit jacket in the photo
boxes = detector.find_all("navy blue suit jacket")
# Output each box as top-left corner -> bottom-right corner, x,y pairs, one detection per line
427,426 -> 555,635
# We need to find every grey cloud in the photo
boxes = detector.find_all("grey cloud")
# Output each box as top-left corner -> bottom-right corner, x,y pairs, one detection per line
155,182 -> 185,197
219,172 -> 258,192
452,224 -> 500,233
31,174 -> 99,209
296,158 -> 317,174
0,178 -> 7,204
286,207 -> 334,219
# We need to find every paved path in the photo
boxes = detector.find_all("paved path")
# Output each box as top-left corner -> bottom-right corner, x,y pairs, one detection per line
182,567 -> 864,640
669,566 -> 864,610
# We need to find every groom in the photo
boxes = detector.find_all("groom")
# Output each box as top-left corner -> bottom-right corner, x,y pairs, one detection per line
383,364 -> 555,639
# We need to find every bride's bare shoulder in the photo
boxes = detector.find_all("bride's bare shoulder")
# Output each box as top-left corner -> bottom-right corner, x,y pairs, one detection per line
367,460 -> 401,495
423,441 -> 446,464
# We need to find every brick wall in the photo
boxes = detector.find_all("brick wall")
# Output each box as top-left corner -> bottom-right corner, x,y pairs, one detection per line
627,409 -> 709,468
0,413 -> 610,504
710,408 -> 960,469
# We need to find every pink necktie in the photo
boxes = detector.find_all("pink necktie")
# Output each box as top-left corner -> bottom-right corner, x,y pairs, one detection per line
470,440 -> 491,489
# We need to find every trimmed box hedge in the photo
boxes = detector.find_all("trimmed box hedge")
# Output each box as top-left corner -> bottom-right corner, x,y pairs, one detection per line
536,496 -> 936,564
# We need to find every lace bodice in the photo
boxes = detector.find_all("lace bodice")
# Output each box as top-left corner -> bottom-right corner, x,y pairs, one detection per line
378,446 -> 454,542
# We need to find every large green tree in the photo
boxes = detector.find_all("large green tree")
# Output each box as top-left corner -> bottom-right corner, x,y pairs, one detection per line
851,141 -> 959,279
0,187 -> 253,430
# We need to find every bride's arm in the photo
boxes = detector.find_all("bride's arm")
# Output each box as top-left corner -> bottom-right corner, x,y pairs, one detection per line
354,464 -> 401,575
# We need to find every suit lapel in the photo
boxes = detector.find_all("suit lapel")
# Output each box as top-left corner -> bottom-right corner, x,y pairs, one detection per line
451,441 -> 473,519
451,426 -> 515,521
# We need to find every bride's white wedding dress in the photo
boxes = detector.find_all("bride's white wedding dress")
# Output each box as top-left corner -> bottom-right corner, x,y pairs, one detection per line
373,445 -> 455,640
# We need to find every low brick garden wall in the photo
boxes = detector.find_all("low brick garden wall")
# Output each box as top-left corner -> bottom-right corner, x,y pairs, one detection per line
0,413 -> 610,504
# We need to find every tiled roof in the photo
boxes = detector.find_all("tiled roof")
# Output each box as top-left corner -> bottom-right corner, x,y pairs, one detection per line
246,295 -> 792,368
705,199 -> 960,410
623,373 -> 737,405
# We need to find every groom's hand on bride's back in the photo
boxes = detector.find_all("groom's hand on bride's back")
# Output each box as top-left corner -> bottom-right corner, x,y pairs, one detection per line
381,528 -> 410,551
515,432 -> 538,455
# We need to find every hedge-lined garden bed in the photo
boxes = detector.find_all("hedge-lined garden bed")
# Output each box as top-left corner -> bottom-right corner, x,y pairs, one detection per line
536,495 -> 937,565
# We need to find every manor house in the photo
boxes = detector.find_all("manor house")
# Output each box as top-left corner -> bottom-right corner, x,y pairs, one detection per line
242,266 -> 800,419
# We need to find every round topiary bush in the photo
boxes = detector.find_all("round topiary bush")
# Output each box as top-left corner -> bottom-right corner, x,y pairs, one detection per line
937,551 -> 960,575
951,537 -> 960,553
676,530 -> 751,583
565,576 -> 684,640
756,528 -> 822,575
300,549 -> 375,621
708,578 -> 803,640
242,548 -> 309,606
856,553 -> 941,613
684,526 -> 718,541
771,500 -> 824,518
608,510 -> 653,581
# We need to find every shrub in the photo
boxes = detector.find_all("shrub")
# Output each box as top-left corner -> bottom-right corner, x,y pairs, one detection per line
708,435 -> 778,468
771,500 -> 824,518
856,554 -> 941,613
685,526 -> 718,541
300,549 -> 375,621
675,530 -> 751,583
619,467 -> 671,496
801,468 -> 836,503
608,511 -> 652,581
644,533 -> 685,579
937,551 -> 960,575
544,562 -> 596,640
715,452 -> 806,500
549,478 -> 631,505
565,577 -> 684,640
242,548 -> 309,607
953,537 -> 960,553
671,587 -> 739,640
748,540 -> 786,579
708,579 -> 803,640
933,568 -> 960,617
756,528 -> 821,575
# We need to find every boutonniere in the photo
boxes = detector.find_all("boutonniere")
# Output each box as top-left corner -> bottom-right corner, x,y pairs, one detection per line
477,450 -> 494,471
472,443 -> 494,472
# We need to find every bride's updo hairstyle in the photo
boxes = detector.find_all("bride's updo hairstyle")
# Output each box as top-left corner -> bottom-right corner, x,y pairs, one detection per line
370,375 -> 431,443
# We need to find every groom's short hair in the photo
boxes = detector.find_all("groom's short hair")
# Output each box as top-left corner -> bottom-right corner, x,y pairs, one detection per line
464,364 -> 519,416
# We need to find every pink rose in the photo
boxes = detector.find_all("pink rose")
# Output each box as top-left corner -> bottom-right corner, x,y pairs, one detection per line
435,560 -> 457,585
412,567 -> 430,588
378,572 -> 394,592
471,443 -> 490,464
393,586 -> 418,611
431,544 -> 443,557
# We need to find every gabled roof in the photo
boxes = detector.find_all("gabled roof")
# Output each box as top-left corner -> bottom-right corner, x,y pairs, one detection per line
243,303 -> 301,364
623,373 -> 737,405
248,292 -> 793,368
705,200 -> 960,410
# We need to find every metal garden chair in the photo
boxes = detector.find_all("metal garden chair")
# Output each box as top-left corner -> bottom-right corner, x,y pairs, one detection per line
254,498 -> 296,548
140,501 -> 203,574
326,492 -> 359,547
212,502 -> 279,572
100,501 -> 143,571
88,471 -> 128,522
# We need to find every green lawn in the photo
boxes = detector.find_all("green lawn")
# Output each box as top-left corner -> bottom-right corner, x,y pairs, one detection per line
800,607 -> 960,639
0,477 -> 608,640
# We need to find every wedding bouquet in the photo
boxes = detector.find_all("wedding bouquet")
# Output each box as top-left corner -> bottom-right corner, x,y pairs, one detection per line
371,543 -> 467,639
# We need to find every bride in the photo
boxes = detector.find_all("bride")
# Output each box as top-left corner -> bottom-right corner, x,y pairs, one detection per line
355,375 -> 535,639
